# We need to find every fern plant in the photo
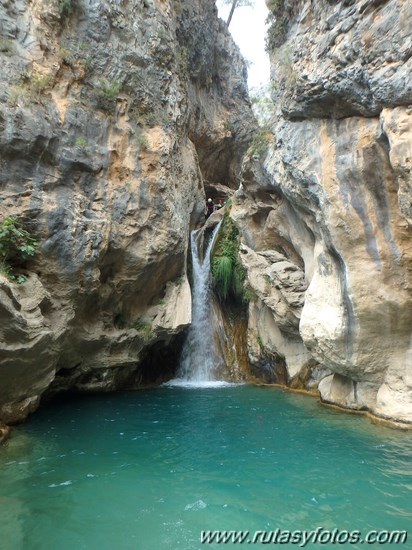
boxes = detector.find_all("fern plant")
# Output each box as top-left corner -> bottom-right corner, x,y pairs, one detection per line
211,214 -> 247,304
212,255 -> 232,300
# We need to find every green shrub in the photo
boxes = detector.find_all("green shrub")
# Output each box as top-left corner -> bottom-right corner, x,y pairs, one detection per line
59,47 -> 75,65
242,285 -> 257,304
96,78 -> 122,98
247,127 -> 273,157
139,110 -> 170,128
265,0 -> 288,53
213,255 -> 232,300
58,44 -> 93,78
211,214 -> 247,304
177,46 -> 188,74
30,75 -> 50,97
82,55 -> 93,72
265,0 -> 301,53
8,74 -> 51,105
0,217 -> 38,281
93,78 -> 121,113
75,136 -> 87,148
0,261 -> 13,279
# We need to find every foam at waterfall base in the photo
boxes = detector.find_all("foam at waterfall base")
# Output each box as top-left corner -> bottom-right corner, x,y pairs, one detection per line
163,379 -> 242,389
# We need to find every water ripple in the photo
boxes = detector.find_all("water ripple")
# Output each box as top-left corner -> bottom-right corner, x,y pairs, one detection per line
0,386 -> 410,547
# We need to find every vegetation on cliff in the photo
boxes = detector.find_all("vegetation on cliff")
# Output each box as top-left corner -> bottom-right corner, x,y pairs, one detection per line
211,211 -> 247,303
59,0 -> 84,19
0,217 -> 38,282
265,0 -> 300,52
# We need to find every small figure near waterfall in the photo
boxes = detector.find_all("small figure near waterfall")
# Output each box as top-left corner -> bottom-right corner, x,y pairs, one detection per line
205,198 -> 214,219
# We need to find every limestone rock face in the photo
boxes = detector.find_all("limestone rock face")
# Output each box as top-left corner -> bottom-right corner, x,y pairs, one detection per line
0,0 -> 253,422
235,0 -> 412,423
272,0 -> 412,120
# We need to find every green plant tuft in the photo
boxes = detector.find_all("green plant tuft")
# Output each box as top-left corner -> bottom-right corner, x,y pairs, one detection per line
0,217 -> 38,282
0,260 -> 13,279
247,127 -> 273,158
130,320 -> 153,341
96,78 -> 122,98
265,0 -> 301,53
211,214 -> 247,305
138,110 -> 170,128
176,46 -> 188,74
8,74 -> 51,105
30,75 -> 50,96
75,136 -> 87,148
213,255 -> 232,300
242,285 -> 257,304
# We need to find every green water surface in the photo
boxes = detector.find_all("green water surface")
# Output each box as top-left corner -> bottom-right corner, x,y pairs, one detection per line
0,385 -> 411,549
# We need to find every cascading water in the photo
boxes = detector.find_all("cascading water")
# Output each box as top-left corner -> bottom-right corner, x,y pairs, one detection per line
177,223 -> 221,382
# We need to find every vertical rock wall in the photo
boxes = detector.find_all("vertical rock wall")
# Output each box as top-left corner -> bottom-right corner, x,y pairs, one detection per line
233,0 -> 412,423
0,0 -> 254,422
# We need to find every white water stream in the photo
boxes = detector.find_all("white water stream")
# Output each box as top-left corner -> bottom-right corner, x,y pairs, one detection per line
175,223 -> 221,383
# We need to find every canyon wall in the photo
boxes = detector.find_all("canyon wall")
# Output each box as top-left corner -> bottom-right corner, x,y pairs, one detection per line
233,0 -> 412,423
1,0 -> 410,428
0,0 -> 254,422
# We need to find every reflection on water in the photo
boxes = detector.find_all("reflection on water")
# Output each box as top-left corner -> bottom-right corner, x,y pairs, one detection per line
0,386 -> 411,549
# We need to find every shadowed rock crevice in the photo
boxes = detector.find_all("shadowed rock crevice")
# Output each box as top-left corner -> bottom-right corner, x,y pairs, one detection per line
45,331 -> 186,399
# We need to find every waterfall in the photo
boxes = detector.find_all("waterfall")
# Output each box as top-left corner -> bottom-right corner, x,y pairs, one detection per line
177,223 -> 221,382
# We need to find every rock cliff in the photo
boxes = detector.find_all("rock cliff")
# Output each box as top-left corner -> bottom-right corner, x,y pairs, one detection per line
233,0 -> 412,424
1,0 -> 410,428
0,0 -> 254,422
